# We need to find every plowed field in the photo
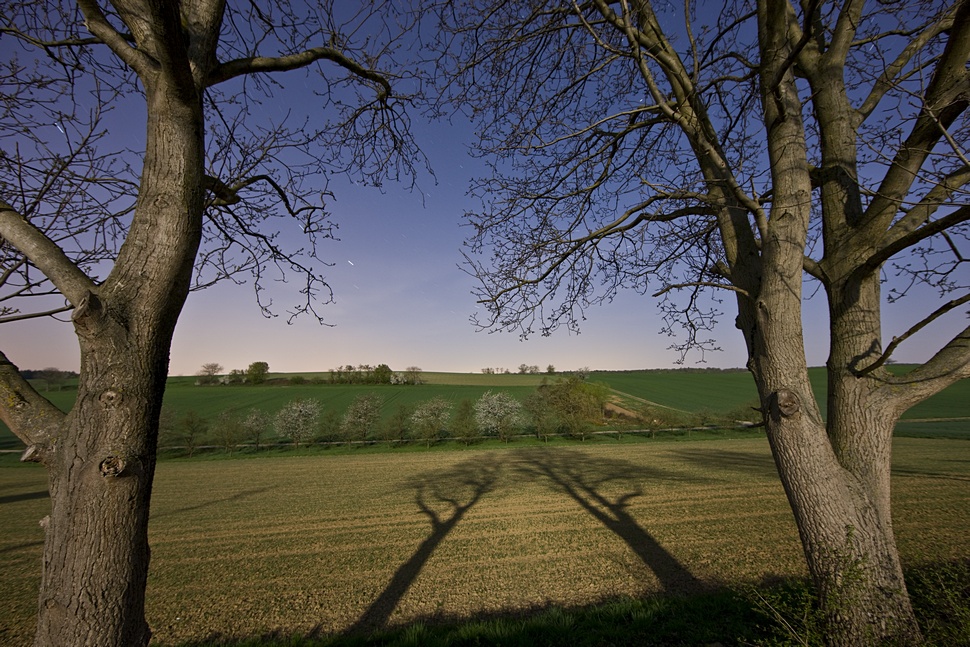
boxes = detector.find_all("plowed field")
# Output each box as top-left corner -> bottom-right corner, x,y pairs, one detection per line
1,437 -> 967,645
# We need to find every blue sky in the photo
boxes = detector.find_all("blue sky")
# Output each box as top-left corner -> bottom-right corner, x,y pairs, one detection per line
3,5 -> 966,378
5,113 -> 964,377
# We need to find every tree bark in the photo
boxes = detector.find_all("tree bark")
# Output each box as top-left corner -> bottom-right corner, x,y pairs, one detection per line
30,78 -> 204,647
749,3 -> 922,643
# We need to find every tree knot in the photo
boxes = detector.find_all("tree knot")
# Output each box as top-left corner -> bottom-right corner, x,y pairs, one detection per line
99,456 -> 126,477
99,389 -> 122,408
773,389 -> 801,418
71,290 -> 103,325
20,443 -> 46,463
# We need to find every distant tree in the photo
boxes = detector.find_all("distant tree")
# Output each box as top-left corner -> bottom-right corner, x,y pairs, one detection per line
402,366 -> 424,385
176,411 -> 208,458
635,405 -> 689,440
241,408 -> 271,452
380,403 -> 413,444
341,393 -> 384,442
289,375 -> 306,385
246,361 -> 270,385
450,398 -> 480,445
524,388 -> 557,442
318,409 -> 343,443
274,399 -> 321,447
373,363 -> 393,384
212,410 -> 243,455
157,407 -> 179,448
474,390 -> 523,442
518,364 -> 529,374
226,369 -> 246,385
546,365 -> 556,375
196,363 -> 224,386
546,377 -> 609,441
411,397 -> 453,447
38,367 -> 70,392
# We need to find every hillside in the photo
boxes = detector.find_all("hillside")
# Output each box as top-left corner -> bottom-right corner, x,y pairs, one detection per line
1,367 -> 967,451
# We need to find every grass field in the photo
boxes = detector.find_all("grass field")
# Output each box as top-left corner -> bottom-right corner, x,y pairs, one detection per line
593,366 -> 970,421
2,367 -> 966,452
1,436 -> 968,646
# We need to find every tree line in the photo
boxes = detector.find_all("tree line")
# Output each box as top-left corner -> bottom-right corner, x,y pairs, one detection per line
160,376 -> 752,456
195,362 -> 424,386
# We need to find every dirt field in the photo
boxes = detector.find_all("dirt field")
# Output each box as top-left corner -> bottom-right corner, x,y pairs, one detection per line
1,437 -> 967,645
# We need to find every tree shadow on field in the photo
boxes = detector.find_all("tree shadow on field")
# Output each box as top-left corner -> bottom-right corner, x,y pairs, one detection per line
511,448 -> 704,596
668,447 -> 779,479
345,455 -> 505,634
150,487 -> 275,520
0,489 -> 49,505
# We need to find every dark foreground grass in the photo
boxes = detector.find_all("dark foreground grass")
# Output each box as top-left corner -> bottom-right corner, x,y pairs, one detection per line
171,561 -> 970,647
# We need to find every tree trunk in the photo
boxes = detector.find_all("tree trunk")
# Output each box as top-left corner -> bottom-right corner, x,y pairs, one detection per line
34,341 -> 162,646
747,3 -> 923,642
763,389 -> 919,646
30,78 -> 204,647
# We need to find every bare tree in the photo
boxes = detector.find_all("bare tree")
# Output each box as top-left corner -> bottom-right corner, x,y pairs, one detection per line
0,2 -> 422,645
241,407 -> 271,451
431,1 -> 969,644
196,362 -> 223,385
212,409 -> 242,454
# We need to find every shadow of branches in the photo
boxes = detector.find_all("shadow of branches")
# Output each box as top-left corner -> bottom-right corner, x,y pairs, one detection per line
345,455 -> 506,633
509,448 -> 704,596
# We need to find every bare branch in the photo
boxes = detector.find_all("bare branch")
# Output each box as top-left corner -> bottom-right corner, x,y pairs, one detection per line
76,0 -> 156,76
208,47 -> 392,98
0,304 -> 73,324
0,200 -> 97,306
0,349 -> 65,450
652,281 -> 752,301
857,5 -> 958,121
856,292 -> 970,375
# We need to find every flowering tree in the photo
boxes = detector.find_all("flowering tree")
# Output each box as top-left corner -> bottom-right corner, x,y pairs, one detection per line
241,408 -> 271,452
274,399 -> 321,447
474,391 -> 524,442
410,397 -> 453,446
341,393 -> 384,442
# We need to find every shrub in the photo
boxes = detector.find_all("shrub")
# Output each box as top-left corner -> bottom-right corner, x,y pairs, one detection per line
451,399 -> 480,445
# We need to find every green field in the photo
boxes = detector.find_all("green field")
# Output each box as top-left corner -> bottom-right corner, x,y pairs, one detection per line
1,436 -> 967,646
1,367 -> 967,452
593,366 -> 970,420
